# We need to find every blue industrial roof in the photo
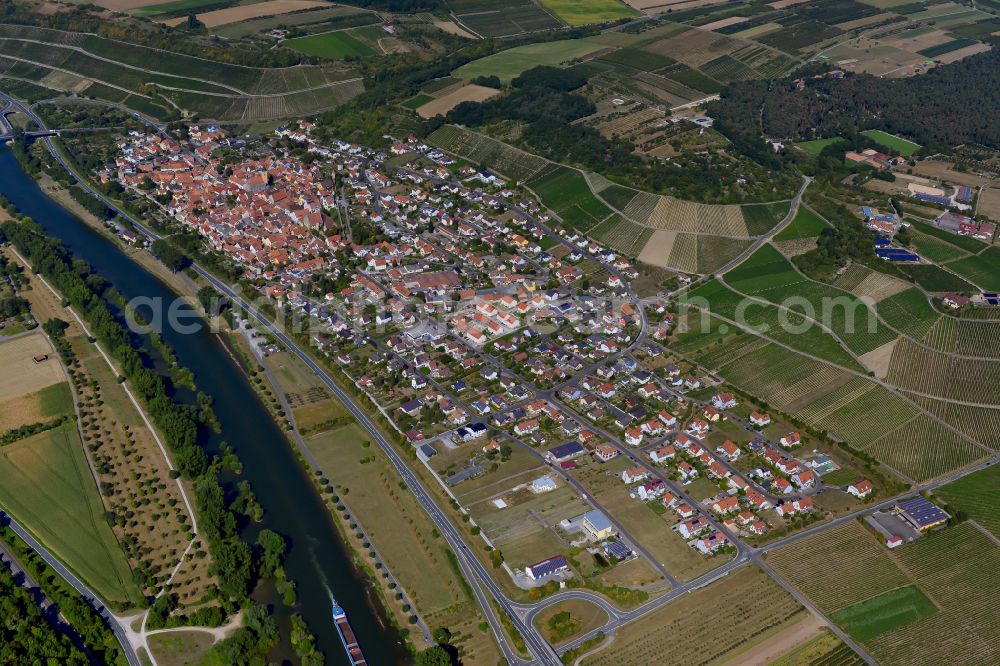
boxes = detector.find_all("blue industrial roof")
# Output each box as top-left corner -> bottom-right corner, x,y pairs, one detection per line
874,237 -> 892,246
419,444 -> 437,458
898,496 -> 950,528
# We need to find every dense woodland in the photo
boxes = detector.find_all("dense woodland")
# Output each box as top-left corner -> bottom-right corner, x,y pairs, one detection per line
0,561 -> 90,664
444,65 -> 798,201
712,48 -> 1000,152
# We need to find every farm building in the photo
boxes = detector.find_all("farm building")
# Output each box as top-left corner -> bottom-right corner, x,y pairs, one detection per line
896,496 -> 950,531
525,555 -> 570,581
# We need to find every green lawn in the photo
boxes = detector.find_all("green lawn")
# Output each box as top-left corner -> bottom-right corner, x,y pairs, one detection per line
536,0 -> 639,26
774,207 -> 828,241
284,30 -> 375,59
453,37 -> 606,82
795,137 -> 846,156
0,423 -> 142,607
862,130 -> 921,157
831,586 -> 936,642
821,467 -> 863,486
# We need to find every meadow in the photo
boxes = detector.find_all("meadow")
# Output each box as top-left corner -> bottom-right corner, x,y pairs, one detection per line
774,206 -> 828,240
861,130 -> 921,157
306,422 -> 469,615
528,166 -> 613,232
284,30 -> 375,59
795,137 -> 846,156
453,38 -> 607,82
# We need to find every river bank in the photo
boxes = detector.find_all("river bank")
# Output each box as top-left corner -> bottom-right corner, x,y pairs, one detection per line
0,146 -> 410,665
38,155 -> 435,655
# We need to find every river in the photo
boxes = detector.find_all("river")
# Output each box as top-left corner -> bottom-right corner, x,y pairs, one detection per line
0,147 -> 408,666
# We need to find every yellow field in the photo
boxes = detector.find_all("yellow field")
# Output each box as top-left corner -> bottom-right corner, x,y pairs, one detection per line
161,0 -> 327,27
417,84 -> 501,119
0,332 -> 65,401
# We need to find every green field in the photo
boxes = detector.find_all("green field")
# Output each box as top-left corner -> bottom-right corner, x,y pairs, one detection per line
284,30 -> 375,59
832,586 -> 936,642
862,130 -> 921,157
528,166 -> 612,231
402,93 -> 434,109
454,38 -> 606,82
775,206 -> 828,240
0,423 -> 141,606
896,264 -> 975,292
937,465 -> 1000,539
795,137 -> 846,156
876,288 -> 940,339
132,0 -> 220,17
687,279 -> 866,371
536,0 -> 639,26
943,247 -> 1000,291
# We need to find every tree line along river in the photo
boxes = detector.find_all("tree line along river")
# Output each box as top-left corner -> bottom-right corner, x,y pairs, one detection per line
0,147 -> 408,666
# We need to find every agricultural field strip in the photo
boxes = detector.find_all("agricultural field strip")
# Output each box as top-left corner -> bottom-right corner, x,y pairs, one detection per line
682,289 -> 995,459
0,29 -> 357,98
725,243 -> 995,363
9,247 -> 200,543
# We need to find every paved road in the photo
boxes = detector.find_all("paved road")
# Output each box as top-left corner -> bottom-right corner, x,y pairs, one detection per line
6,93 -> 556,663
0,511 -> 142,666
14,95 -> 997,665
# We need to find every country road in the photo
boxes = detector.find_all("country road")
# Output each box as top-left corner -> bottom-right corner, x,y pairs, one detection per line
7,89 -> 999,666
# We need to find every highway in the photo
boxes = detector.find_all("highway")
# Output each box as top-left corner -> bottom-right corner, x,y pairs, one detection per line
0,511 -> 142,666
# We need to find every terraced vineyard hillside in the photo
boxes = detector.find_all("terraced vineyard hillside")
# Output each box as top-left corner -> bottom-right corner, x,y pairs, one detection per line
0,24 -> 363,120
